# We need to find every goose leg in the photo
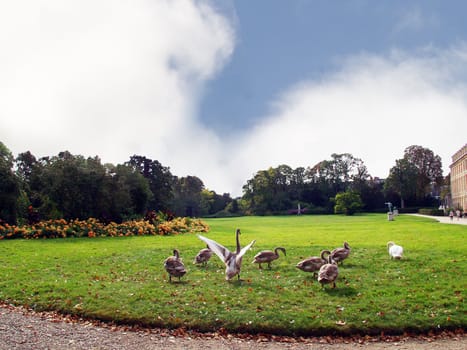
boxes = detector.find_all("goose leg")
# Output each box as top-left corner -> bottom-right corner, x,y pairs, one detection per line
267,262 -> 271,269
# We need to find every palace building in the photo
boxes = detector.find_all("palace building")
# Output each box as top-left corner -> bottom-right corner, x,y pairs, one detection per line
450,143 -> 467,210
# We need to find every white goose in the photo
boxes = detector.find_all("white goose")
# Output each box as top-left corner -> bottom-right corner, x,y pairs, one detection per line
197,228 -> 256,281
387,241 -> 403,259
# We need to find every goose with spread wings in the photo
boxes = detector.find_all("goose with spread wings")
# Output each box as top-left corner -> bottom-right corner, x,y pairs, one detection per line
197,228 -> 256,281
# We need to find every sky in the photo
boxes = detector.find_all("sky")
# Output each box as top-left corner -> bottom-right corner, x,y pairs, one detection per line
1,0 -> 467,197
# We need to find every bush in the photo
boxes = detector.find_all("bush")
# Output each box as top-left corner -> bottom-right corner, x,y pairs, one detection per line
334,191 -> 363,215
0,217 -> 209,240
397,207 -> 421,214
418,208 -> 445,216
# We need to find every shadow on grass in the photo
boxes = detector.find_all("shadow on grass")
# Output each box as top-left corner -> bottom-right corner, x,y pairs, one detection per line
166,280 -> 189,285
322,285 -> 358,297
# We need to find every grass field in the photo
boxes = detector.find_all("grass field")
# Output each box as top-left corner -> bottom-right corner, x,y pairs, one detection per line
0,214 -> 465,336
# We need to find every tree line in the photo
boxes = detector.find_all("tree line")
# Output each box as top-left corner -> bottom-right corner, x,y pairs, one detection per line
0,141 -> 446,225
241,146 -> 445,216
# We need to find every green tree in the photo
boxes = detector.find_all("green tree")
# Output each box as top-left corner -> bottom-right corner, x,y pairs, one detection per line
403,145 -> 443,203
384,158 -> 418,208
0,142 -> 20,223
306,153 -> 369,195
242,166 -> 293,214
171,176 -> 205,217
109,164 -> 152,221
126,155 -> 174,211
334,191 -> 363,215
200,190 -> 232,216
16,151 -> 152,222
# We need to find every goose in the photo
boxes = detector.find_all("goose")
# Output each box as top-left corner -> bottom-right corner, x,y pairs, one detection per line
296,250 -> 331,278
330,241 -> 351,265
164,249 -> 186,282
252,247 -> 286,269
387,241 -> 403,259
197,228 -> 256,281
317,253 -> 339,289
193,245 -> 213,266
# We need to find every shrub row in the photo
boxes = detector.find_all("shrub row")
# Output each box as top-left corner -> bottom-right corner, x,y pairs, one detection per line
0,217 -> 209,240
418,208 -> 445,216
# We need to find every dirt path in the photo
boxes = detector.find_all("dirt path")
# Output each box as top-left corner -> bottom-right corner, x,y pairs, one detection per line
0,304 -> 465,350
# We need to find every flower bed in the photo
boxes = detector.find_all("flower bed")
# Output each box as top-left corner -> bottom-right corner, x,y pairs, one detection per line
0,217 -> 209,240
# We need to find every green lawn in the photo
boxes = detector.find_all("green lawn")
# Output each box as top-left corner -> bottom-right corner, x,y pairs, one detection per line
0,214 -> 465,336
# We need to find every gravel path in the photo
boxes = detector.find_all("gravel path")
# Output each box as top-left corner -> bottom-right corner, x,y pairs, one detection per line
0,304 -> 465,350
407,214 -> 467,225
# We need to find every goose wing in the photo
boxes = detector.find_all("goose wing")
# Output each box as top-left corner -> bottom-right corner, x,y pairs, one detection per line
197,234 -> 231,263
236,240 -> 256,264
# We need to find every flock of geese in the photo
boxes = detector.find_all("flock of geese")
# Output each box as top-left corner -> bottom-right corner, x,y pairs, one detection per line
164,229 -> 404,288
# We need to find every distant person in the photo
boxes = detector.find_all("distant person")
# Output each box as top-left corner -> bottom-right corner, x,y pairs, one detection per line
449,210 -> 454,221
456,209 -> 461,220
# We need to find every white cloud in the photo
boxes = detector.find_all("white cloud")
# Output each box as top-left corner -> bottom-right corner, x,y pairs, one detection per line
0,0 -> 234,181
228,47 -> 467,195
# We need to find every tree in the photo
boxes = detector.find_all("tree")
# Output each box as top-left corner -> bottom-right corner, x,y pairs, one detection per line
14,151 -> 152,222
334,191 -> 363,215
384,158 -> 418,208
384,146 -> 443,208
306,153 -> 369,195
242,166 -> 294,214
403,145 -> 443,202
242,168 -> 277,215
126,155 -> 174,211
200,190 -> 232,216
171,176 -> 205,217
109,164 -> 152,221
0,142 -> 20,223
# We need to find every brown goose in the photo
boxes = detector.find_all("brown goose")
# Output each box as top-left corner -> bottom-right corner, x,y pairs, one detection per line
330,241 -> 351,265
252,247 -> 286,269
296,249 -> 331,278
197,228 -> 256,281
164,249 -> 186,282
317,253 -> 339,288
193,245 -> 213,266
